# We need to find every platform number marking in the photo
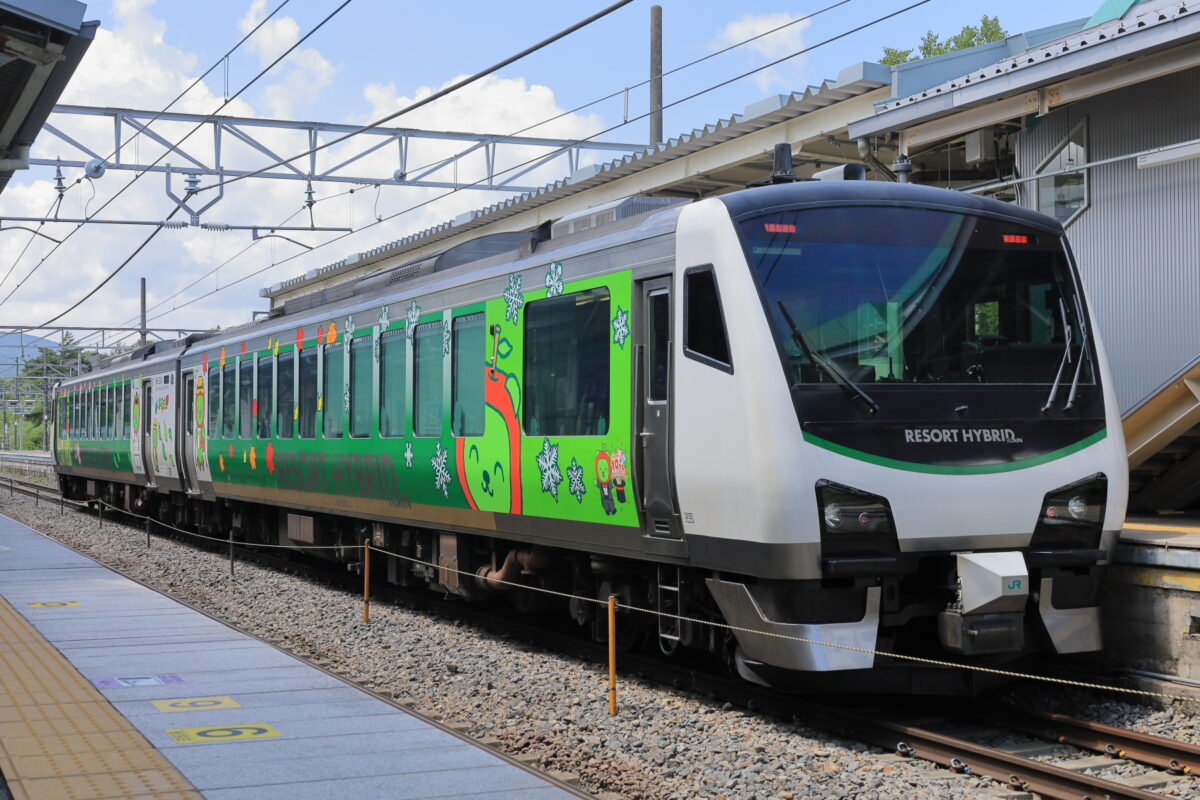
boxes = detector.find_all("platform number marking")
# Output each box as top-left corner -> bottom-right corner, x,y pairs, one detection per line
27,601 -> 79,607
152,696 -> 241,713
165,724 -> 281,744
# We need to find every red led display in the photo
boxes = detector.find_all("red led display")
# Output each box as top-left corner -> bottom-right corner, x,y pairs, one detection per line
1002,234 -> 1029,244
764,223 -> 796,233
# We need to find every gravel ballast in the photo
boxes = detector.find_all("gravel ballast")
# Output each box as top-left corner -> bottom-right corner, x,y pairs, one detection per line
1,492 -> 1195,800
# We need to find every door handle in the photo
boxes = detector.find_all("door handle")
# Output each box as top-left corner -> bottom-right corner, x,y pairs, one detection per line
639,431 -> 654,439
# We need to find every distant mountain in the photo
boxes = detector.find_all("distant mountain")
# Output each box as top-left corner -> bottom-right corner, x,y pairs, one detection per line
0,333 -> 59,378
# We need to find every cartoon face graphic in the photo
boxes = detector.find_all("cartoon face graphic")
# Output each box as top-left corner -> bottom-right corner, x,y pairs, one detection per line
456,366 -> 521,513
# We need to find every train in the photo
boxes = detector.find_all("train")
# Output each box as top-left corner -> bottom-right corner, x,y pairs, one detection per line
52,171 -> 1128,693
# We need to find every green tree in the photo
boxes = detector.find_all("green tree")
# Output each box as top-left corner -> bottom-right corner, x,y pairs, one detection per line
881,15 -> 1007,65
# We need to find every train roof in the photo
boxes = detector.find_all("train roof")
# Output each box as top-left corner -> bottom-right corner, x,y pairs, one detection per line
716,180 -> 1065,233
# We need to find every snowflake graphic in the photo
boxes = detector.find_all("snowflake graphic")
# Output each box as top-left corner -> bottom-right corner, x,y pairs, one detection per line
431,442 -> 451,498
503,273 -> 524,323
406,300 -> 421,338
567,457 -> 586,503
544,261 -> 564,298
535,437 -> 563,501
442,319 -> 451,357
343,386 -> 350,412
404,441 -> 414,468
611,306 -> 631,349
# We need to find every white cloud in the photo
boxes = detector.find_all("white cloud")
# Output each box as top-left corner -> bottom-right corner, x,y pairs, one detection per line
712,12 -> 812,93
0,3 -> 608,338
237,0 -> 337,118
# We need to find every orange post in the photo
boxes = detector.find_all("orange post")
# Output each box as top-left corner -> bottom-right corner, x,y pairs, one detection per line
607,594 -> 617,716
363,542 -> 371,624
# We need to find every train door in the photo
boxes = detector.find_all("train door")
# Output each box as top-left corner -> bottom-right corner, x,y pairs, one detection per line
637,276 -> 677,535
180,371 -> 199,494
139,380 -> 155,485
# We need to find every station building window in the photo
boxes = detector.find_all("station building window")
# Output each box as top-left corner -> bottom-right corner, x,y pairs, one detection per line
523,287 -> 610,436
452,313 -> 484,437
323,344 -> 344,439
349,336 -> 372,438
256,356 -> 273,439
1036,120 -> 1088,226
277,350 -> 295,439
379,329 -> 406,438
298,348 -> 317,439
413,321 -> 443,436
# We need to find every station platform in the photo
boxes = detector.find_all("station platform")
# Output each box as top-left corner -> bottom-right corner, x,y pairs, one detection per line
1103,518 -> 1200,688
0,513 -> 582,800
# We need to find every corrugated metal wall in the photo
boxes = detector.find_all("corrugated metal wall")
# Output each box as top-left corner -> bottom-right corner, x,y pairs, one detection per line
1016,66 -> 1200,415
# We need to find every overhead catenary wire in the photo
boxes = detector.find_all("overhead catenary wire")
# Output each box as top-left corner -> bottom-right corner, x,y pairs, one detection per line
192,0 -> 639,196
0,0 -> 296,313
17,0 -> 359,330
59,0 -> 858,350
151,0 -> 932,323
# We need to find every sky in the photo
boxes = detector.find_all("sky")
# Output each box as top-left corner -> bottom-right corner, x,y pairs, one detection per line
0,0 -> 1104,350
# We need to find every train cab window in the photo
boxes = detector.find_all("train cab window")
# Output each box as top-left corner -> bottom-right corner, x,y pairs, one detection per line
256,356 -> 273,439
323,344 -> 344,439
379,329 -> 406,438
298,348 -> 317,438
221,364 -> 236,439
349,336 -> 372,438
684,267 -> 732,371
277,350 -> 295,439
238,359 -> 253,438
451,313 -> 484,437
413,321 -> 443,436
523,287 -> 610,436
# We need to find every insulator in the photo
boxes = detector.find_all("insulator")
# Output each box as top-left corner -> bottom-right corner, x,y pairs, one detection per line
53,163 -> 66,195
184,173 -> 201,192
304,179 -> 315,209
161,220 -> 188,229
200,223 -> 231,231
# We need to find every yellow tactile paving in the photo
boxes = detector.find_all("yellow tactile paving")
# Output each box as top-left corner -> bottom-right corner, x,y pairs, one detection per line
0,596 -> 201,800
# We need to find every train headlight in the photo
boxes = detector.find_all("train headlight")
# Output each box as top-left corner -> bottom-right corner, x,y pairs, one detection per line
1032,474 -> 1107,549
816,481 -> 899,557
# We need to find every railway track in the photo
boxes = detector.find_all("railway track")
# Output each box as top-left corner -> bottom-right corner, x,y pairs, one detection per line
4,478 -> 1198,800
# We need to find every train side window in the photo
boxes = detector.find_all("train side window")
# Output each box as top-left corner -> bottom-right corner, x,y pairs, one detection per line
684,266 -> 732,372
208,364 -> 219,439
451,313 -> 484,437
277,350 -> 295,439
239,359 -> 253,438
104,386 -> 113,438
413,321 -> 443,437
298,348 -> 317,438
85,389 -> 93,439
349,336 -> 372,438
221,363 -> 236,438
256,356 -> 273,438
124,383 -> 131,439
523,287 -> 610,436
99,387 -> 108,438
114,385 -> 124,439
379,329 -> 406,437
323,344 -> 344,439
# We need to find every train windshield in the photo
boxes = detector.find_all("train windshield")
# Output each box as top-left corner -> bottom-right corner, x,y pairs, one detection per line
738,206 -> 1093,387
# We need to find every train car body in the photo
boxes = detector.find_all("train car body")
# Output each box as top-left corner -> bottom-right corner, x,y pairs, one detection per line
54,179 -> 1127,692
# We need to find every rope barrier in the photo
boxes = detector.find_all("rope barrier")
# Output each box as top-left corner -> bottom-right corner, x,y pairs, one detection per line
58,499 -> 1198,703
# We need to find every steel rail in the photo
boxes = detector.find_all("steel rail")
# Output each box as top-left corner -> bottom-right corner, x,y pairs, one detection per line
10,476 -> 1192,800
981,703 -> 1200,775
796,701 -> 1169,800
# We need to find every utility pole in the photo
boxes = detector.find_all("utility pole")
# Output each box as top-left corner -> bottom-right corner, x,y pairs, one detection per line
139,277 -> 148,347
650,5 -> 663,146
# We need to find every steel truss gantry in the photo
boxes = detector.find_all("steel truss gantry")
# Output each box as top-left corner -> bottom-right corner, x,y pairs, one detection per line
32,104 -> 643,199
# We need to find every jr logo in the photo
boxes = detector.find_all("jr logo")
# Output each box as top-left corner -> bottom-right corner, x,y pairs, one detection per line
1006,579 -> 1023,591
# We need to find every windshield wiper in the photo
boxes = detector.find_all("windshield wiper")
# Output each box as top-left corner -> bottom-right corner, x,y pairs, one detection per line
776,300 -> 880,414
1041,297 -> 1073,413
1064,293 -> 1091,411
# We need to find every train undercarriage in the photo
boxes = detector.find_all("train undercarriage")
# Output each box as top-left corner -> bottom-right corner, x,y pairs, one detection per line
59,474 -> 1105,695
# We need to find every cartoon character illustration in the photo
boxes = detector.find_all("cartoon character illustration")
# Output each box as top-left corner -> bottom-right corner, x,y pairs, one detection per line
130,390 -> 141,434
456,365 -> 522,513
194,375 -> 207,471
595,451 -> 617,516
